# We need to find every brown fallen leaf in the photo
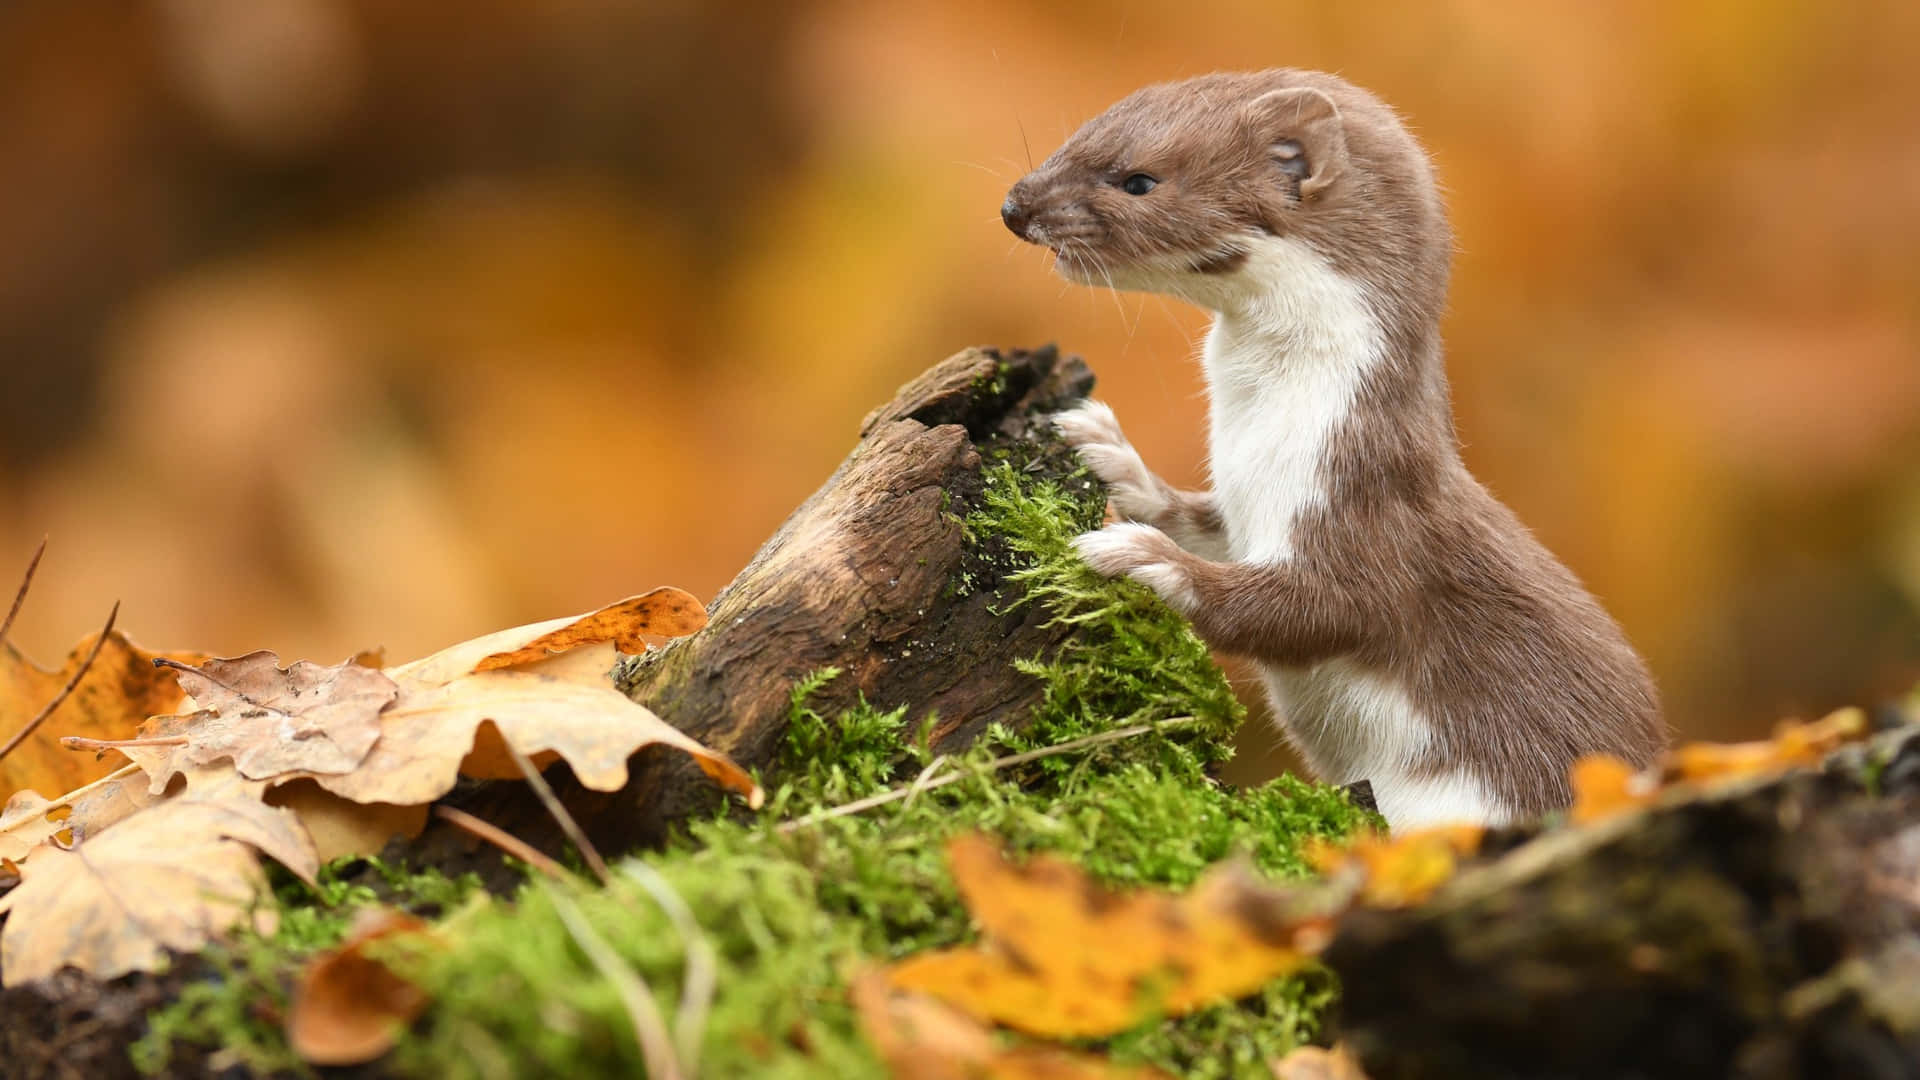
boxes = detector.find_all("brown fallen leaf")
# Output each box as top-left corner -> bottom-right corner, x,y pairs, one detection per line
472,588 -> 707,672
287,907 -> 436,1066
264,779 -> 428,864
886,835 -> 1318,1039
289,671 -> 759,807
0,795 -> 318,985
0,765 -> 158,862
0,630 -> 205,802
853,971 -> 1173,1080
123,652 -> 398,791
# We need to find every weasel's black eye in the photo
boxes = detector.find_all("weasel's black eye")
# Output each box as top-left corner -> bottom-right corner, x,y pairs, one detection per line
1120,173 -> 1158,196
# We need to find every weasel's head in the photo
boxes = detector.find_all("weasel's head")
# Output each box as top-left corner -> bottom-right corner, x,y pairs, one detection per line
1002,69 -> 1450,322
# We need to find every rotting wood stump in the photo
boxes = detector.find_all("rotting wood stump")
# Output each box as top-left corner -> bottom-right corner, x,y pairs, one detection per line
1324,714 -> 1920,1080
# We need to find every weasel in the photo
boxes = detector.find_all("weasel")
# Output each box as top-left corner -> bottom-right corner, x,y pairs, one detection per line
1001,69 -> 1665,829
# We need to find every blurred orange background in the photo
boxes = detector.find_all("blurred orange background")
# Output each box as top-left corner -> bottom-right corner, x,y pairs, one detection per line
2,0 -> 1916,775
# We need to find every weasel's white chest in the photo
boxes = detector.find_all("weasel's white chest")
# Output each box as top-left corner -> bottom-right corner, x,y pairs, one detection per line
1201,316 -> 1367,565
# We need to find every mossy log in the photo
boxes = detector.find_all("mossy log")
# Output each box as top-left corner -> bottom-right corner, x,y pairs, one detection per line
557,345 -> 1096,850
1325,717 -> 1920,1080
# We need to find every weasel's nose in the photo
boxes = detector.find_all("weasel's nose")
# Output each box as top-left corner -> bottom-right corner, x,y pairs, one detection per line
1000,196 -> 1030,239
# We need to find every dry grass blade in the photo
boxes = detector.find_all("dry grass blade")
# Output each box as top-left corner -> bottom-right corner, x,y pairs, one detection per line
0,601 -> 118,763
428,805 -> 568,882
544,882 -> 684,1080
502,737 -> 609,885
0,538 -> 46,646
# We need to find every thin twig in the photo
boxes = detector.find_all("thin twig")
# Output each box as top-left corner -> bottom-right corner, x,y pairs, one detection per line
59,733 -> 186,752
0,601 -> 118,763
902,755 -> 953,804
0,537 -> 46,646
430,805 -> 569,881
775,716 -> 1200,834
544,882 -> 684,1080
501,738 -> 609,885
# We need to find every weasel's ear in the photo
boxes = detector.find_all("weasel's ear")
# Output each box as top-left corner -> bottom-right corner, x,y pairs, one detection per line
1242,86 -> 1348,199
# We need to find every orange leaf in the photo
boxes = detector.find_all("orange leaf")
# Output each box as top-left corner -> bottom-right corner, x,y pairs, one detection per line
852,971 -> 1172,1080
471,587 -> 707,672
1668,707 -> 1867,784
885,835 -> 1319,1039
1569,754 -> 1656,825
1306,825 -> 1483,908
0,631 -> 206,802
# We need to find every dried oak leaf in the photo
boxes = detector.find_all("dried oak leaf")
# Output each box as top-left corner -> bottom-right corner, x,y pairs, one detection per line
0,631 -> 205,801
293,670 -> 758,807
0,795 -> 318,985
885,834 -> 1319,1039
131,652 -> 398,791
287,907 -> 436,1066
853,972 -> 1172,1080
0,769 -> 158,863
264,780 -> 428,863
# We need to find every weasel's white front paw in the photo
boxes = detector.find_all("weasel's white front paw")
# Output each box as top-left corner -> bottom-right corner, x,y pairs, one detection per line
1053,401 -> 1170,523
1071,522 -> 1200,615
